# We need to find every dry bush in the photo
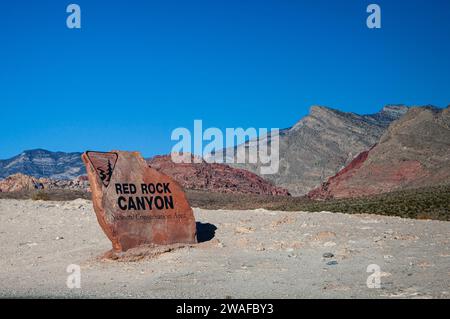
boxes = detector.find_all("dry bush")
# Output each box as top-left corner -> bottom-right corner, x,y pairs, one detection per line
31,190 -> 50,201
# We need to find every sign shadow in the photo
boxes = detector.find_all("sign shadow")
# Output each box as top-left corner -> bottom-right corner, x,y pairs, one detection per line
196,222 -> 217,243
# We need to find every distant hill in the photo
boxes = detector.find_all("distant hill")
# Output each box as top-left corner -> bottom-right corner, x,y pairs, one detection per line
148,155 -> 290,196
207,105 -> 408,195
309,106 -> 450,199
0,149 -> 84,180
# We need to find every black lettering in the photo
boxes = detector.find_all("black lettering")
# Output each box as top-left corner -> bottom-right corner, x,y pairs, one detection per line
141,184 -> 148,194
164,196 -> 174,209
123,184 -> 130,194
128,197 -> 137,210
118,196 -> 127,210
154,196 -> 164,209
136,196 -> 146,210
156,183 -> 164,193
144,196 -> 153,209
115,184 -> 123,194
163,183 -> 171,193
148,183 -> 155,194
130,183 -> 137,194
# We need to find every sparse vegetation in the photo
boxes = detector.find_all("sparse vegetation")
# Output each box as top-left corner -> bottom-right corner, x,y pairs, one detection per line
187,184 -> 450,221
31,191 -> 50,201
0,189 -> 91,201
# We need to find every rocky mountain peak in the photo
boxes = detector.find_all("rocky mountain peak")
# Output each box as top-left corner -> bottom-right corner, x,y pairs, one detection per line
290,105 -> 343,131
381,104 -> 408,113
307,105 -> 349,119
309,105 -> 339,115
378,104 -> 409,118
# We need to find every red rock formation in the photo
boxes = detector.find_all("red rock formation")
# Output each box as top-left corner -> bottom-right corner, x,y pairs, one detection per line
307,146 -> 375,199
0,174 -> 44,192
309,106 -> 450,199
0,173 -> 89,193
148,154 -> 290,196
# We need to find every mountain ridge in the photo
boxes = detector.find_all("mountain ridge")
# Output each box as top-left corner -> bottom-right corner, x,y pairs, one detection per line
3,104 -> 446,197
207,104 -> 409,195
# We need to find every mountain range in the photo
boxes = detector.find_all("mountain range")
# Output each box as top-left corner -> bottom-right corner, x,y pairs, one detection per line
1,104 -> 448,198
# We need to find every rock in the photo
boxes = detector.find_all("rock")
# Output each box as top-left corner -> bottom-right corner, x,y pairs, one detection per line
373,236 -> 383,243
322,252 -> 335,258
326,261 -> 338,266
147,154 -> 290,196
0,173 -> 90,193
82,150 -> 197,252
0,174 -> 43,192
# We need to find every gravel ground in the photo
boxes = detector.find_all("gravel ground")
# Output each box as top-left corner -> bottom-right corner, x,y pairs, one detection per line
0,199 -> 449,298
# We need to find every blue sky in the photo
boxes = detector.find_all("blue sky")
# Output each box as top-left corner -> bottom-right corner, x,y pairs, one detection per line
1,0 -> 449,158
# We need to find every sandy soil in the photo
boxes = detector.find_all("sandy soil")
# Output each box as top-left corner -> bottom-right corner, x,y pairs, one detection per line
0,199 -> 449,298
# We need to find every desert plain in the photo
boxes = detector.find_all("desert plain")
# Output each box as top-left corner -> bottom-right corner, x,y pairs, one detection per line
0,198 -> 449,298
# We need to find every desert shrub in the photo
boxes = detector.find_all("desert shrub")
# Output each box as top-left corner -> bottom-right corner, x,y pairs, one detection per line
31,190 -> 50,201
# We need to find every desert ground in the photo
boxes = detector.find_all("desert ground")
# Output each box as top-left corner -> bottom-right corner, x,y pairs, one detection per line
0,198 -> 449,298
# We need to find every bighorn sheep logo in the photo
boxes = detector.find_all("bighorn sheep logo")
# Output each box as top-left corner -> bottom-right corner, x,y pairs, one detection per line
85,151 -> 118,187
